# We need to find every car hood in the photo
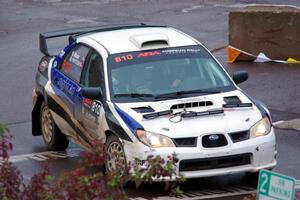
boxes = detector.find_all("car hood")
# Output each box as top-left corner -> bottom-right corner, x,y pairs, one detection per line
114,90 -> 262,138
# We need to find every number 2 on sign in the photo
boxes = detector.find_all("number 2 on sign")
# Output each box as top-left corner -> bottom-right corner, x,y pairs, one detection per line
260,173 -> 268,193
114,54 -> 133,62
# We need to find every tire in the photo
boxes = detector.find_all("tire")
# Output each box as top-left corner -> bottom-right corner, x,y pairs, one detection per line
40,101 -> 69,151
104,134 -> 127,173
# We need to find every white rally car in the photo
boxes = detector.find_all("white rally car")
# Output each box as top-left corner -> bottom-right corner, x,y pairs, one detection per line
32,24 -> 276,178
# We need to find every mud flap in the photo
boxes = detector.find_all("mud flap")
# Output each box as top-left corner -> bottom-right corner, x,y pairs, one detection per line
32,97 -> 43,136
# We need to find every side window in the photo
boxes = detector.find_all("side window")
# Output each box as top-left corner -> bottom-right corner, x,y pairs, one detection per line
81,50 -> 105,93
60,44 -> 90,82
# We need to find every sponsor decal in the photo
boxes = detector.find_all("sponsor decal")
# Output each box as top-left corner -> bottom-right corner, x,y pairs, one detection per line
110,46 -> 204,64
113,51 -> 161,63
137,51 -> 161,58
61,60 -> 72,73
69,51 -> 84,68
91,100 -> 103,116
84,99 -> 102,116
161,48 -> 202,54
53,60 -> 57,68
59,50 -> 65,58
83,98 -> 93,106
114,54 -> 133,63
56,77 -> 76,96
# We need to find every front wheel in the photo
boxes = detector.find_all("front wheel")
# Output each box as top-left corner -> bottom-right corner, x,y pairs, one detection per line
40,101 -> 69,151
105,134 -> 127,173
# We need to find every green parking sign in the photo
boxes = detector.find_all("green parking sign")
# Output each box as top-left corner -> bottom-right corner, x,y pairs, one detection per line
258,169 -> 295,200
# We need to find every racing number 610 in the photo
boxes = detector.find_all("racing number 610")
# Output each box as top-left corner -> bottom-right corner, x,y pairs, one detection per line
260,173 -> 268,193
114,54 -> 133,63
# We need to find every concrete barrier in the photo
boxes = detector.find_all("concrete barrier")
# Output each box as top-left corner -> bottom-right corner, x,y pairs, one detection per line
229,5 -> 300,62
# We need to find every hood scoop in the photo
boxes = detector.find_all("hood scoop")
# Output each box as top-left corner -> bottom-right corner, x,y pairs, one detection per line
132,106 -> 155,113
170,101 -> 213,110
223,96 -> 252,108
129,33 -> 169,49
223,96 -> 242,104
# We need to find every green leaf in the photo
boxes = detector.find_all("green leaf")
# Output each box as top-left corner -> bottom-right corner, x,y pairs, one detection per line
46,175 -> 55,182
83,176 -> 89,184
0,123 -> 8,137
175,186 -> 184,197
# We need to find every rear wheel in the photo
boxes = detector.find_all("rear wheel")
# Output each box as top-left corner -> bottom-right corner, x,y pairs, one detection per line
40,101 -> 69,151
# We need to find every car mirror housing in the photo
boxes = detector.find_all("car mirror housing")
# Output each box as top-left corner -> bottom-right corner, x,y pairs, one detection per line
81,87 -> 102,99
232,70 -> 248,85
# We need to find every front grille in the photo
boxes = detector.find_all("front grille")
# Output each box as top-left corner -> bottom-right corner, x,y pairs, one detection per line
202,134 -> 227,148
173,137 -> 197,147
229,130 -> 249,143
179,153 -> 252,171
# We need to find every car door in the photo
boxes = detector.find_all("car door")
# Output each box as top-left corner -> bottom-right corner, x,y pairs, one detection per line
74,49 -> 106,140
50,44 -> 90,139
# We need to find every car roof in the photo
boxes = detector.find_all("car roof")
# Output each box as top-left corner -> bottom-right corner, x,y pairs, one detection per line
84,27 -> 198,54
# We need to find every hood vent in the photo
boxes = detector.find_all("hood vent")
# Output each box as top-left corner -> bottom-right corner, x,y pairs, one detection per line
223,96 -> 241,104
170,101 -> 213,110
223,96 -> 252,108
132,106 -> 155,113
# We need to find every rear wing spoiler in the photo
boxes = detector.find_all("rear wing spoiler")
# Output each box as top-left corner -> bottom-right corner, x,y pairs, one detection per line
39,23 -> 167,56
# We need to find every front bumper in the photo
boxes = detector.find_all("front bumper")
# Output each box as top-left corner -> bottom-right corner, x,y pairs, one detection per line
123,128 -> 276,179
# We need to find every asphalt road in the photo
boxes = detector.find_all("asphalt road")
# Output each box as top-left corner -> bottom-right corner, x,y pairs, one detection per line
1,0 -> 300,199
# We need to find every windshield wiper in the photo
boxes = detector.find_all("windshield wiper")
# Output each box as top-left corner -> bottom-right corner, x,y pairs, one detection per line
114,93 -> 154,101
154,89 -> 220,100
169,109 -> 224,123
154,94 -> 180,100
114,93 -> 153,98
176,89 -> 221,95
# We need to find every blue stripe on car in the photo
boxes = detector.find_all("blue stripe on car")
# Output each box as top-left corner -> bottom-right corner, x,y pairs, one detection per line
114,104 -> 143,133
52,41 -> 76,69
241,90 -> 272,122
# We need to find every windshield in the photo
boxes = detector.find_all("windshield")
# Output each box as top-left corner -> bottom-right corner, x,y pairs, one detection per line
108,45 -> 235,102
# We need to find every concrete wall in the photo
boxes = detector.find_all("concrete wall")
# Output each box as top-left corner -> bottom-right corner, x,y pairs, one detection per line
229,5 -> 300,60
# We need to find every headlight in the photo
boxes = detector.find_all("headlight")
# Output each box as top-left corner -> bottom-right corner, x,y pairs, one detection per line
250,117 -> 272,138
136,130 -> 175,148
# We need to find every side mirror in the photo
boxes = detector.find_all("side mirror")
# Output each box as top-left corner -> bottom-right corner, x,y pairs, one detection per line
232,71 -> 248,85
81,87 -> 102,99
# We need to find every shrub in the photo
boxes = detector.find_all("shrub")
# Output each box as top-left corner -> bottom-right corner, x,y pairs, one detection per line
0,123 -> 184,200
0,123 -> 24,200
